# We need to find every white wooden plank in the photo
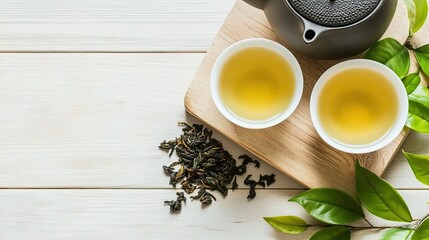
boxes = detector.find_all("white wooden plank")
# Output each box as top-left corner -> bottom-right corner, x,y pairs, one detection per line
0,53 -> 300,188
0,0 -> 234,52
0,189 -> 426,240
0,53 -> 426,189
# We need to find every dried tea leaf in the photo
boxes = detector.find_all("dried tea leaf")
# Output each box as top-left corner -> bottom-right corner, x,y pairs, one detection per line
232,176 -> 238,191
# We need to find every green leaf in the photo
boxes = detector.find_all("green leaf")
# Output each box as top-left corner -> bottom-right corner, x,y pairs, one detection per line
409,84 -> 429,108
310,226 -> 350,240
403,150 -> 429,186
415,45 -> 429,77
263,216 -> 307,234
412,218 -> 429,240
407,85 -> 429,132
288,188 -> 364,225
380,228 -> 414,240
416,44 -> 429,58
413,0 -> 429,33
364,38 -> 410,78
355,161 -> 413,222
406,99 -> 429,133
404,0 -> 428,35
404,0 -> 417,35
402,72 -> 421,94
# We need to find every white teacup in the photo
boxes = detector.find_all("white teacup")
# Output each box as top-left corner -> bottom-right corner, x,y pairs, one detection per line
210,38 -> 304,129
310,59 -> 408,154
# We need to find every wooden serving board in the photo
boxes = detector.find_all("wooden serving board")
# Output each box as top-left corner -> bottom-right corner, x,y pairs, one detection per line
185,0 -> 427,192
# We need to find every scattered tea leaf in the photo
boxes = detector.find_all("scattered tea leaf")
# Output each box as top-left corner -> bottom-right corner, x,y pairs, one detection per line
260,173 -> 276,187
244,175 -> 257,199
309,226 -> 350,240
257,175 -> 266,188
232,176 -> 238,191
402,72 -> 421,94
415,44 -> 429,76
406,99 -> 429,133
254,159 -> 261,168
355,161 -> 412,222
404,0 -> 428,35
403,150 -> 429,186
164,200 -> 182,212
235,155 -> 257,174
200,191 -> 216,206
190,188 -> 217,206
289,188 -> 364,224
164,191 -> 187,213
176,192 -> 186,203
190,188 -> 205,200
379,228 -> 414,240
263,216 -> 308,234
411,218 -> 429,240
243,173 -> 276,199
364,38 -> 410,78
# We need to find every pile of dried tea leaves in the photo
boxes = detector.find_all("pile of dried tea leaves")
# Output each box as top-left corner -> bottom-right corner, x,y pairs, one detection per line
159,122 -> 276,213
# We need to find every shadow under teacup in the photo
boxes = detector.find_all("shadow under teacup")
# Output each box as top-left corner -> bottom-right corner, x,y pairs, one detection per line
210,38 -> 304,129
310,59 -> 408,154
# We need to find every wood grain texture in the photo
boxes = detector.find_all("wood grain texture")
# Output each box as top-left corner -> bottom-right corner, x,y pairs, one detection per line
185,0 -> 428,193
0,53 -> 301,188
0,0 -> 234,52
0,189 -> 427,240
0,53 -> 426,189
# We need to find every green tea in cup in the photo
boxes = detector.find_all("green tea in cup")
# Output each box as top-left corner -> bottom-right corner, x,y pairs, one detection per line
210,38 -> 304,129
219,47 -> 295,121
310,59 -> 408,154
317,68 -> 398,145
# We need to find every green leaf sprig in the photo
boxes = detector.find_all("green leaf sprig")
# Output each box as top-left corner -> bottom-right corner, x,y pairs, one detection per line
264,1 -> 429,239
264,153 -> 429,240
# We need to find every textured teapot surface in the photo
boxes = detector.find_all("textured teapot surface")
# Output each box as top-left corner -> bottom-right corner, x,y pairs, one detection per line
243,0 -> 397,59
288,0 -> 381,27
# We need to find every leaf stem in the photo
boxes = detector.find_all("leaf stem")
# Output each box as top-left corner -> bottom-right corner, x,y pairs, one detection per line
404,36 -> 415,50
364,218 -> 374,227
306,224 -> 393,230
303,214 -> 429,232
416,213 -> 429,227
304,219 -> 428,232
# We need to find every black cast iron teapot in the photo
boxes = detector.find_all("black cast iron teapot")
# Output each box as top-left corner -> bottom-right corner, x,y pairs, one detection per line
243,0 -> 398,59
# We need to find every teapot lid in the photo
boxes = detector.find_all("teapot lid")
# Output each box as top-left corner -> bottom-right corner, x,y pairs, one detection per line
287,0 -> 381,27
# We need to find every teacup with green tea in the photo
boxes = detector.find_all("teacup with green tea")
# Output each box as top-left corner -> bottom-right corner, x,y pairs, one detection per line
210,38 -> 303,129
310,59 -> 408,153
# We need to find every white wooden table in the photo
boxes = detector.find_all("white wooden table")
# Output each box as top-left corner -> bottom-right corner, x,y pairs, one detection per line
0,1 -> 428,239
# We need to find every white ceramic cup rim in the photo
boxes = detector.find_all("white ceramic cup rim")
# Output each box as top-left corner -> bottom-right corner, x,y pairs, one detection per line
310,59 -> 409,154
210,38 -> 304,129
